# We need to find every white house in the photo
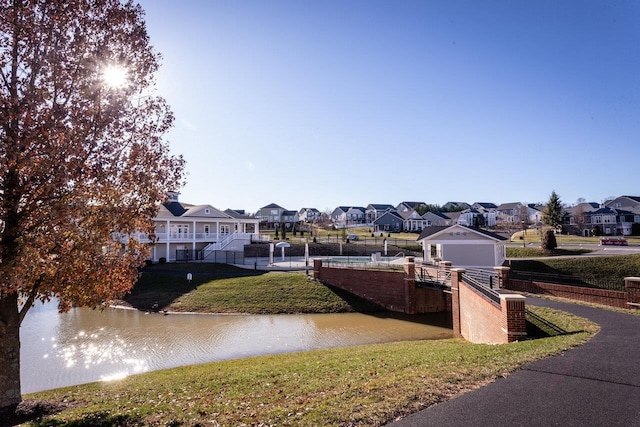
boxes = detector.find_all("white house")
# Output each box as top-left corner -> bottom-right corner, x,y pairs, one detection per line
417,224 -> 507,268
135,192 -> 261,262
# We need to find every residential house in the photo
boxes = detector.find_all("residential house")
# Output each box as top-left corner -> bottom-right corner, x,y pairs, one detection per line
398,209 -> 427,232
366,204 -> 396,223
299,208 -> 321,223
417,224 -> 507,268
396,201 -> 425,213
565,203 -> 619,237
421,211 -> 452,227
457,208 -> 490,227
442,201 -> 471,211
257,203 -> 287,227
373,211 -> 404,233
526,204 -> 544,226
331,206 -> 366,228
471,202 -> 497,212
496,202 -> 525,223
605,196 -> 640,235
139,192 -> 261,262
281,210 -> 300,231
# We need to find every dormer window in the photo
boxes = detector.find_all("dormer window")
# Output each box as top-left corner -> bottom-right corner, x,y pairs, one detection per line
168,191 -> 180,202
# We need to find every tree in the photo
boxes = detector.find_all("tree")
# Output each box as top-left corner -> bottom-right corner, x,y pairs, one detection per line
541,229 -> 557,251
542,191 -> 564,231
573,204 -> 587,236
0,0 -> 184,413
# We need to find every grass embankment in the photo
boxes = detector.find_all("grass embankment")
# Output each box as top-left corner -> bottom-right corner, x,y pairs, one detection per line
511,253 -> 640,283
123,263 -> 382,313
506,247 -> 592,258
26,305 -> 597,426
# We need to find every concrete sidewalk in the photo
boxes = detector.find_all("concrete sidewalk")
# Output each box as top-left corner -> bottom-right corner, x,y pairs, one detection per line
387,298 -> 640,426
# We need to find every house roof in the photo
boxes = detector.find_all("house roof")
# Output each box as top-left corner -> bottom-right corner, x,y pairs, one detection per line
224,209 -> 251,219
473,202 -> 497,209
398,209 -> 423,220
417,225 -> 507,242
163,201 -> 188,217
497,202 -> 522,210
368,204 -> 395,211
282,210 -> 298,216
422,211 -> 450,220
373,211 -> 404,223
261,203 -> 284,210
398,202 -> 425,209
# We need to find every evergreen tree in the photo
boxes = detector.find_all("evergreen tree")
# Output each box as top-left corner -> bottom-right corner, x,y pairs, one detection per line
542,191 -> 564,230
541,230 -> 557,251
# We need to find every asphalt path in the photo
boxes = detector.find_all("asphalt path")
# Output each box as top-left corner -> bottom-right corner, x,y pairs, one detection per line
386,297 -> 640,427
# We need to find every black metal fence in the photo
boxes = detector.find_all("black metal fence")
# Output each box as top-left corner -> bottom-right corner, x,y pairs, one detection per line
176,249 -> 245,265
461,273 -> 502,304
510,270 -> 625,292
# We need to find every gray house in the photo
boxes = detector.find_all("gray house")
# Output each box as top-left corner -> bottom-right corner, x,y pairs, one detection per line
373,211 -> 404,233
366,204 -> 396,223
417,224 -> 507,268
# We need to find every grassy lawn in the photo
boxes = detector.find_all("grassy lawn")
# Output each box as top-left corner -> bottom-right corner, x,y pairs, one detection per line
510,253 -> 640,283
25,305 -> 597,426
124,264 -> 382,313
506,247 -> 593,258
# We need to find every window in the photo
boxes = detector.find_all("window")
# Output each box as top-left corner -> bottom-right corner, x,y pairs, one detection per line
204,225 -> 210,236
220,225 -> 230,234
205,208 -> 210,215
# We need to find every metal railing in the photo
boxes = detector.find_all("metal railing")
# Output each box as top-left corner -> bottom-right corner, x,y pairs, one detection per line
321,257 -> 405,271
462,273 -> 502,304
510,270 -> 625,292
464,267 -> 502,290
416,266 -> 451,285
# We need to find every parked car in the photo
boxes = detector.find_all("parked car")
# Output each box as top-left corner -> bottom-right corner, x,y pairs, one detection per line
599,238 -> 628,246
347,234 -> 359,241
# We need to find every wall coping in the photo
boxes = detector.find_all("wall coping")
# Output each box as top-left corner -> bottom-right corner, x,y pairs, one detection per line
625,277 -> 640,281
499,293 -> 526,302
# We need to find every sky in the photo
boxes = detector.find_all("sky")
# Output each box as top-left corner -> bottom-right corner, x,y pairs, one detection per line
137,0 -> 640,214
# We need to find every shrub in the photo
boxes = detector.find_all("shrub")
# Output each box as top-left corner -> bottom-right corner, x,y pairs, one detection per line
541,230 -> 557,251
159,257 -> 166,264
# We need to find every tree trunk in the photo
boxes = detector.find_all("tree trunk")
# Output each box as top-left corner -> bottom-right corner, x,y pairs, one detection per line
0,293 -> 21,413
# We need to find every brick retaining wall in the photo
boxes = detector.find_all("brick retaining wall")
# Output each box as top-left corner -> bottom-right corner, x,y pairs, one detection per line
507,279 -> 628,308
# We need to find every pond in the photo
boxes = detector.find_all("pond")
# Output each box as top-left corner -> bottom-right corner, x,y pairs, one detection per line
21,301 -> 452,394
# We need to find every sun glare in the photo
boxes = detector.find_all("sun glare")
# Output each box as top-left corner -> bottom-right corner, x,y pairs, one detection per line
102,64 -> 128,89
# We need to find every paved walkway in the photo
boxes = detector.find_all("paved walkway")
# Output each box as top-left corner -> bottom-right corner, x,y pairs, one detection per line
387,297 -> 640,426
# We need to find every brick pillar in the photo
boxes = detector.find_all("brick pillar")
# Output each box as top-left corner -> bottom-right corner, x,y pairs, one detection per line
450,268 -> 465,338
625,277 -> 640,309
494,266 -> 510,289
313,259 -> 323,280
404,257 -> 416,314
500,294 -> 527,342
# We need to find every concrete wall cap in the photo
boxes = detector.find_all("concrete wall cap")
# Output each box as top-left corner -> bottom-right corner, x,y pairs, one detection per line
499,294 -> 526,301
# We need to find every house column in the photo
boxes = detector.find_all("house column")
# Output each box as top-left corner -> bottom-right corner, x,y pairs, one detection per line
192,220 -> 197,259
165,220 -> 170,261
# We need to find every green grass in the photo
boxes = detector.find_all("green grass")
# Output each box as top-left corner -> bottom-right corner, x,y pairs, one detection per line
26,305 -> 598,426
506,247 -> 593,258
510,230 -> 640,246
510,253 -> 640,282
124,263 -> 382,313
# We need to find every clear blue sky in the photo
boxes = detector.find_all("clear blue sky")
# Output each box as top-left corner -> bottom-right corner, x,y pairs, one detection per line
139,0 -> 640,214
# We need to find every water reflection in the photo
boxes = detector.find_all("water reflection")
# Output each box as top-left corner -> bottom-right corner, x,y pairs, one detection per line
21,300 -> 452,394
